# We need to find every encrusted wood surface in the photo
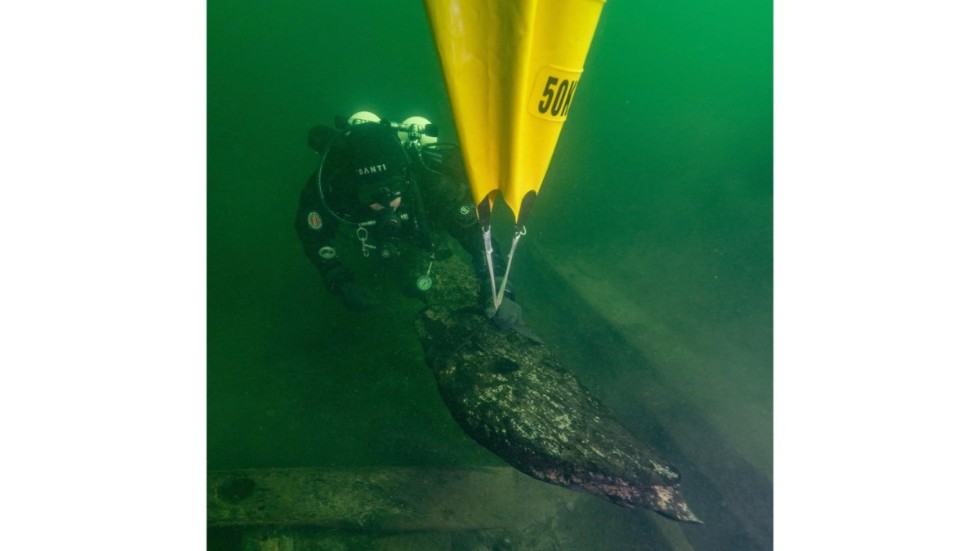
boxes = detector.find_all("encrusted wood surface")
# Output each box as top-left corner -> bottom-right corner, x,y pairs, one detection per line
400,248 -> 702,523
416,304 -> 701,523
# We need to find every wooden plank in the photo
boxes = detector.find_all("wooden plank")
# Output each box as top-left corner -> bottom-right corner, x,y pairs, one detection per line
208,467 -> 580,532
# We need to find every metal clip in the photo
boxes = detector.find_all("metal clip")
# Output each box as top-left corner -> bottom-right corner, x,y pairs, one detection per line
356,226 -> 376,257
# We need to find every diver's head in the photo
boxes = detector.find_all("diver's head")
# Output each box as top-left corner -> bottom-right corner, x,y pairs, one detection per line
344,122 -> 410,228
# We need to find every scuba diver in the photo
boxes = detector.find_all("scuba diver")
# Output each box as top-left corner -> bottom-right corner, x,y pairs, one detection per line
295,111 -> 523,328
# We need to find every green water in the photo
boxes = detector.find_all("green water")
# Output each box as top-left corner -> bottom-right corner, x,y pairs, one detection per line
208,0 -> 772,549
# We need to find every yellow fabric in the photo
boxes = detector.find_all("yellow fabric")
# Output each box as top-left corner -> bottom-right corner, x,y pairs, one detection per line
424,0 -> 605,224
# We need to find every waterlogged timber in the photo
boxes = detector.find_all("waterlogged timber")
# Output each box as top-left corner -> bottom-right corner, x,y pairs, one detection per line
415,253 -> 701,523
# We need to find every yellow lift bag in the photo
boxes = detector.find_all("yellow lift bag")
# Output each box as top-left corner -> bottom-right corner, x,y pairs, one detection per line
424,0 -> 605,309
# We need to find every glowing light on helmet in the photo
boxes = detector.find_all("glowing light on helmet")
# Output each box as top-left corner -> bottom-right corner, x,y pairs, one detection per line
398,116 -> 438,146
348,111 -> 381,126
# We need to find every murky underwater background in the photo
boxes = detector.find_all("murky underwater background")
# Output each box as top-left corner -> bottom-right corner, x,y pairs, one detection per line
208,0 -> 772,549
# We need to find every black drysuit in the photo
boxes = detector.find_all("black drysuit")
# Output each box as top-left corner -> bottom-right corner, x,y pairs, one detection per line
294,126 -> 495,305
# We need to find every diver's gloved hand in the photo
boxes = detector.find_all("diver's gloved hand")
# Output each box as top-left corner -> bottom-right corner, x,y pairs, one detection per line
481,276 -> 518,324
487,296 -> 524,331
336,281 -> 379,312
486,296 -> 544,343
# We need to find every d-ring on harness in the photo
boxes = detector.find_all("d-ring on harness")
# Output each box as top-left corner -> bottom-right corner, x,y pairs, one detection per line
355,222 -> 378,257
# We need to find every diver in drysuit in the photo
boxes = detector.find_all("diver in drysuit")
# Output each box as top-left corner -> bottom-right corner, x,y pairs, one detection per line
294,111 -> 523,327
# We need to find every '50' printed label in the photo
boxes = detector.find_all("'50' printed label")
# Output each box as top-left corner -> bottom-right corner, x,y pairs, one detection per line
529,66 -> 583,122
